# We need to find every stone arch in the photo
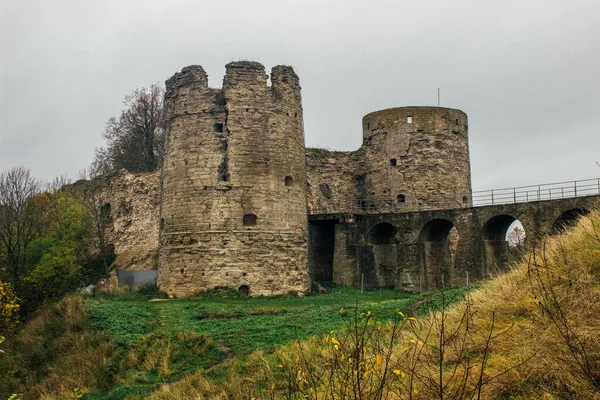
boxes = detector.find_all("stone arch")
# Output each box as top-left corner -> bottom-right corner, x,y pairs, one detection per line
366,223 -> 398,288
419,219 -> 457,290
552,208 -> 589,233
309,220 -> 336,283
368,222 -> 398,245
238,285 -> 250,296
481,214 -> 525,274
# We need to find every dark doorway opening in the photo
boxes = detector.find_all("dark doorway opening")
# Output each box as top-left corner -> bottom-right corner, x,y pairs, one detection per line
243,214 -> 257,226
368,222 -> 398,245
367,223 -> 398,288
308,220 -> 336,283
481,215 -> 524,274
419,219 -> 458,291
100,203 -> 112,225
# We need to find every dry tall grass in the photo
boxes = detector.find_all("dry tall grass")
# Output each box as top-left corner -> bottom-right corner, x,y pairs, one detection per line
3,212 -> 600,399
151,211 -> 600,399
0,295 -> 116,399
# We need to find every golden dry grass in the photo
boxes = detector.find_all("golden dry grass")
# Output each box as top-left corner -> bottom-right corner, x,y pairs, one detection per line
0,295 -> 116,399
3,212 -> 600,399
152,211 -> 600,399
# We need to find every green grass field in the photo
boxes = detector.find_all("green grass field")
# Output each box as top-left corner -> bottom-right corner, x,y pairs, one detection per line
0,285 -> 478,400
86,287 -> 429,353
83,287 -> 425,398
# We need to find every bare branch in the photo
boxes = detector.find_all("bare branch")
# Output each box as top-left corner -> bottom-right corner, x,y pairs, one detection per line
0,166 -> 42,281
92,84 -> 165,175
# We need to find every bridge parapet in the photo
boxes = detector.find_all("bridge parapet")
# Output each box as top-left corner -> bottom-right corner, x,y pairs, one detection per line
308,194 -> 467,215
308,194 -> 600,293
473,178 -> 600,207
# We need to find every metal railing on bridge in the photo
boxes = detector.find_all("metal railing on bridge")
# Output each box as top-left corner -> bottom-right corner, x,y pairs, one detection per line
472,178 -> 600,207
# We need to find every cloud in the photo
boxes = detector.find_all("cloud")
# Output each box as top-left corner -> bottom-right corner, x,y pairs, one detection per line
1,0 -> 599,189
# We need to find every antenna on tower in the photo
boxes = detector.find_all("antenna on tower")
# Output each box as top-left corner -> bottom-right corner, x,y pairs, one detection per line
437,88 -> 440,107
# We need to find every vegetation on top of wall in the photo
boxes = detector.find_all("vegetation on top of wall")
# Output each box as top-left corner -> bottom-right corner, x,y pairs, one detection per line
306,146 -> 342,157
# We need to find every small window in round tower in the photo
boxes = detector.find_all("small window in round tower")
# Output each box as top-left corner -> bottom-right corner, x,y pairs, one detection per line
284,176 -> 293,186
463,196 -> 468,204
455,118 -> 459,126
243,214 -> 257,226
390,158 -> 397,166
319,183 -> 331,199
214,123 -> 224,133
397,194 -> 406,203
407,116 -> 413,124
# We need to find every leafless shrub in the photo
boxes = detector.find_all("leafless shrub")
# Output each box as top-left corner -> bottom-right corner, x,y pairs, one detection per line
0,167 -> 41,281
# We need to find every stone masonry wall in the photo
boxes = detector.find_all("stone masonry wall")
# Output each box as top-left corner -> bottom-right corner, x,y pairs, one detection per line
306,148 -> 365,214
158,62 -> 309,297
362,107 -> 472,211
306,107 -> 472,216
321,195 -> 600,292
76,170 -> 161,271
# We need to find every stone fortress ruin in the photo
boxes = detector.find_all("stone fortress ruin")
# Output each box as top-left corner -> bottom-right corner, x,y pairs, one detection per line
90,61 -> 599,297
157,61 -> 471,297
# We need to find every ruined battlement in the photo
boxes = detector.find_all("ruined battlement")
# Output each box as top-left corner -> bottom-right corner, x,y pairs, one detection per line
361,106 -> 467,139
166,65 -> 209,93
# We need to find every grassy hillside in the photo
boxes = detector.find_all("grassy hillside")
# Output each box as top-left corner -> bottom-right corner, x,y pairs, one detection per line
147,213 -> 600,399
1,285 -> 473,399
2,211 -> 599,399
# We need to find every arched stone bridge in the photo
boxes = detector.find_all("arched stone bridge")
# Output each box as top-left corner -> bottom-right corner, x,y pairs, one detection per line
308,195 -> 600,292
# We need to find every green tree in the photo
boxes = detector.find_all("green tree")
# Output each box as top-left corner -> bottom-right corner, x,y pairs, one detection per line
0,280 -> 19,334
18,188 -> 93,313
24,244 -> 82,300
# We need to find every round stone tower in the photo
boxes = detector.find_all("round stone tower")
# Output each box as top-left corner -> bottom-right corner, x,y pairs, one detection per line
360,106 -> 472,211
157,62 -> 309,297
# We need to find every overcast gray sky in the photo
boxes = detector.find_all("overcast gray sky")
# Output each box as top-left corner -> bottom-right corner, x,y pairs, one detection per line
1,0 -> 599,191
